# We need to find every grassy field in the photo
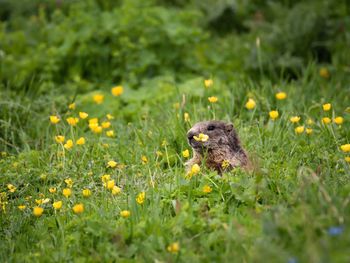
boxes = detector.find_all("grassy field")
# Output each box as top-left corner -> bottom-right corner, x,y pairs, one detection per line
1,1 -> 350,262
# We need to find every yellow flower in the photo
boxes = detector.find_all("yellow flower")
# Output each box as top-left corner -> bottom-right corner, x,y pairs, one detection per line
93,93 -> 104,104
269,110 -> 279,120
208,96 -> 218,103
112,186 -> 122,195
72,203 -> 84,214
106,130 -> 114,137
120,210 -> 131,218
204,79 -> 213,88
322,117 -> 331,124
141,156 -> 148,164
136,192 -> 146,204
82,189 -> 91,197
193,133 -> 209,142
191,164 -> 200,175
319,67 -> 330,78
345,156 -> 350,163
275,92 -> 287,100
184,112 -> 190,122
295,126 -> 304,134
203,185 -> 212,193
307,119 -> 314,125
333,117 -> 344,125
76,137 -> 86,145
7,184 -> 16,193
50,115 -> 60,124
91,126 -> 103,134
107,180 -> 115,190
106,114 -> 114,120
340,144 -> 350,153
66,117 -> 79,126
290,116 -> 300,123
79,112 -> 88,119
53,201 -> 62,210
49,187 -> 57,193
221,160 -> 230,169
68,103 -> 76,110
306,128 -> 313,135
245,98 -> 256,110
167,242 -> 180,253
111,85 -> 124,96
182,149 -> 190,158
62,188 -> 72,198
89,118 -> 98,124
55,135 -> 65,143
33,206 -> 44,217
18,205 -> 26,211
64,178 -> 73,188
101,121 -> 111,129
322,103 -> 331,111
101,174 -> 111,183
107,160 -> 117,168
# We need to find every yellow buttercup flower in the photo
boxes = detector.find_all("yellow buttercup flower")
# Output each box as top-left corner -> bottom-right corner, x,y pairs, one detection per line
120,210 -> 131,218
93,94 -> 104,104
33,206 -> 44,217
322,117 -> 331,124
89,118 -> 98,124
53,201 -> 62,210
345,156 -> 350,163
182,149 -> 190,158
49,187 -> 57,193
72,203 -> 84,214
106,130 -> 114,137
203,185 -> 212,193
295,126 -> 304,134
245,98 -> 256,110
141,156 -> 148,164
204,79 -> 213,88
76,137 -> 86,145
307,119 -> 314,125
65,178 -> 73,188
107,160 -> 117,168
112,186 -> 122,195
184,112 -> 190,122
290,116 -> 300,123
18,205 -> 26,211
55,135 -> 65,143
91,125 -> 103,134
106,114 -> 114,120
101,121 -> 111,129
111,85 -> 124,96
221,160 -> 230,169
101,174 -> 111,183
7,184 -> 16,193
82,189 -> 91,197
269,110 -> 279,120
193,133 -> 209,142
68,103 -> 76,110
322,103 -> 331,111
62,188 -> 72,198
66,117 -> 79,126
306,128 -> 313,135
191,164 -> 200,175
340,144 -> 350,153
107,180 -> 115,190
136,192 -> 146,204
50,115 -> 60,124
79,112 -> 88,119
167,242 -> 180,253
333,117 -> 344,125
275,92 -> 287,100
208,96 -> 218,103
319,67 -> 330,78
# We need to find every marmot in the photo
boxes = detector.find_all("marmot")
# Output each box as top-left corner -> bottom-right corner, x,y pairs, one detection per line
186,120 -> 249,173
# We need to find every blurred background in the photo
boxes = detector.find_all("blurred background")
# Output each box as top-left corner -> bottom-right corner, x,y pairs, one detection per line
0,0 -> 349,151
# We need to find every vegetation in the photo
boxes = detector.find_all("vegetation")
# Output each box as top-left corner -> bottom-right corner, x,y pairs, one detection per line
0,0 -> 349,262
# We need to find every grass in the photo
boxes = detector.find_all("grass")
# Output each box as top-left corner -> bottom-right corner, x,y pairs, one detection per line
0,69 -> 350,262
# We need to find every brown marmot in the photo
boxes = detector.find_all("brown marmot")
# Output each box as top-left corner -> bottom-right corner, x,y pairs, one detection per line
186,120 -> 249,173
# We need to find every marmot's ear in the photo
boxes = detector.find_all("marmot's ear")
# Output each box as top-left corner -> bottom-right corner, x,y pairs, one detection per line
225,123 -> 241,152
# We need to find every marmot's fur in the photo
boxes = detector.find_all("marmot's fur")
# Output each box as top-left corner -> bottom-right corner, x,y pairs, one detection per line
186,120 -> 248,173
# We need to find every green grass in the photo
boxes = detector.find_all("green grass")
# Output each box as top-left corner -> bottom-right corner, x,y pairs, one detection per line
0,71 -> 349,262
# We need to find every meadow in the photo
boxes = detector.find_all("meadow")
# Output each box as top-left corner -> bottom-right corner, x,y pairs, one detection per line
0,0 -> 350,262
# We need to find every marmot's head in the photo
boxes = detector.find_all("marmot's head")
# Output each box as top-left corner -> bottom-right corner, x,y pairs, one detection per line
187,120 -> 241,153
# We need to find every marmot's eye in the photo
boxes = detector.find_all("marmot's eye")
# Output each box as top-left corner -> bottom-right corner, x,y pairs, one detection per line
207,125 -> 215,131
